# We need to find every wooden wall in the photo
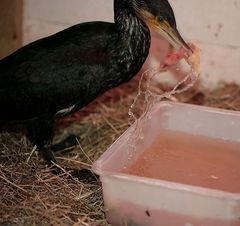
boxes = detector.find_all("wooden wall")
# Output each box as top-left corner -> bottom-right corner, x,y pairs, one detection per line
0,0 -> 23,59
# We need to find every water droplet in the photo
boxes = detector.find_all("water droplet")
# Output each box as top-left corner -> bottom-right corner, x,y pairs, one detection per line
127,51 -> 199,158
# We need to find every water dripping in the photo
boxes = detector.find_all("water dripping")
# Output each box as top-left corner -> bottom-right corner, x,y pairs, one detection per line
125,44 -> 201,163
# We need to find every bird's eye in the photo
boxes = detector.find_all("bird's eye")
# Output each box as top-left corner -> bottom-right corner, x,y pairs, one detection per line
135,0 -> 147,10
157,16 -> 164,22
138,0 -> 146,7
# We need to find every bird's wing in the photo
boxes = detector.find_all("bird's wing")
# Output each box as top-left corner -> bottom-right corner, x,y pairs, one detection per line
0,22 -> 116,121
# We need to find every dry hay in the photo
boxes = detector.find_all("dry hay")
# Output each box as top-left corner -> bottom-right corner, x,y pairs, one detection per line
1,78 -> 240,226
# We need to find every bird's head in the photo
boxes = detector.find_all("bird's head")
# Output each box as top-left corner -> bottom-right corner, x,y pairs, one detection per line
132,0 -> 191,51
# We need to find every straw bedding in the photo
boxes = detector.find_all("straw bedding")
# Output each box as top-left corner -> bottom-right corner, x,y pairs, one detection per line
1,76 -> 240,226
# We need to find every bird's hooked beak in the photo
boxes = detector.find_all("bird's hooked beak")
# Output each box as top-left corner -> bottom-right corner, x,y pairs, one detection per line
137,9 -> 192,52
151,17 -> 192,52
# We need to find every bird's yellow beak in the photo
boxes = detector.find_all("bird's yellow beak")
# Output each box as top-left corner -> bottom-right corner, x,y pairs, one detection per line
149,18 -> 192,52
135,7 -> 192,52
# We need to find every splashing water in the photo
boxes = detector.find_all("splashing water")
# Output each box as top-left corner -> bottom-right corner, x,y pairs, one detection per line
127,44 -> 201,161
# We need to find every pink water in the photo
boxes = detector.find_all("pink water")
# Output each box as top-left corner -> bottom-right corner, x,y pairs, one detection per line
123,130 -> 240,193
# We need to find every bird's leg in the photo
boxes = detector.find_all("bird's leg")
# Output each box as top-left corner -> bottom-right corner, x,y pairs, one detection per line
26,116 -> 56,165
51,134 -> 78,153
26,117 -> 98,182
51,135 -> 98,182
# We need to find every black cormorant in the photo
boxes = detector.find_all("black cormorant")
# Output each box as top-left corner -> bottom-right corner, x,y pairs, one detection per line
0,0 -> 190,171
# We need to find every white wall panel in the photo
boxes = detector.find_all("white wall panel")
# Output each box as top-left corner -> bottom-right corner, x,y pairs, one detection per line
23,0 -> 113,44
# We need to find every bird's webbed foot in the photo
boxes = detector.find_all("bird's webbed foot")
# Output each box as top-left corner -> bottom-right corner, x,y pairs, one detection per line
49,165 -> 98,183
70,168 -> 99,182
39,141 -> 98,183
38,146 -> 98,183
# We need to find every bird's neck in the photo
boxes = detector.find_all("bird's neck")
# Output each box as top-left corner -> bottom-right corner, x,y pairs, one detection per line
109,2 -> 151,83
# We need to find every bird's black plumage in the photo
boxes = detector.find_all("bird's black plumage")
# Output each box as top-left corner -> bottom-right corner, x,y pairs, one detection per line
0,0 -> 185,169
0,20 -> 149,121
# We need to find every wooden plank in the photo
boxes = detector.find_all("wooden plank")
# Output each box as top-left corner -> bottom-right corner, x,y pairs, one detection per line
0,0 -> 23,59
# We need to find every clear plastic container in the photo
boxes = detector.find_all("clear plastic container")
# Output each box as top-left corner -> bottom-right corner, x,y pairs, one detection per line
92,101 -> 240,226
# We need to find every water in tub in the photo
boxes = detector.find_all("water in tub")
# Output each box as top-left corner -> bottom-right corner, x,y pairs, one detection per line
122,129 -> 240,193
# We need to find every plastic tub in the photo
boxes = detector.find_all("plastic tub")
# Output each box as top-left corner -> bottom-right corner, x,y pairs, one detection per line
92,101 -> 240,226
